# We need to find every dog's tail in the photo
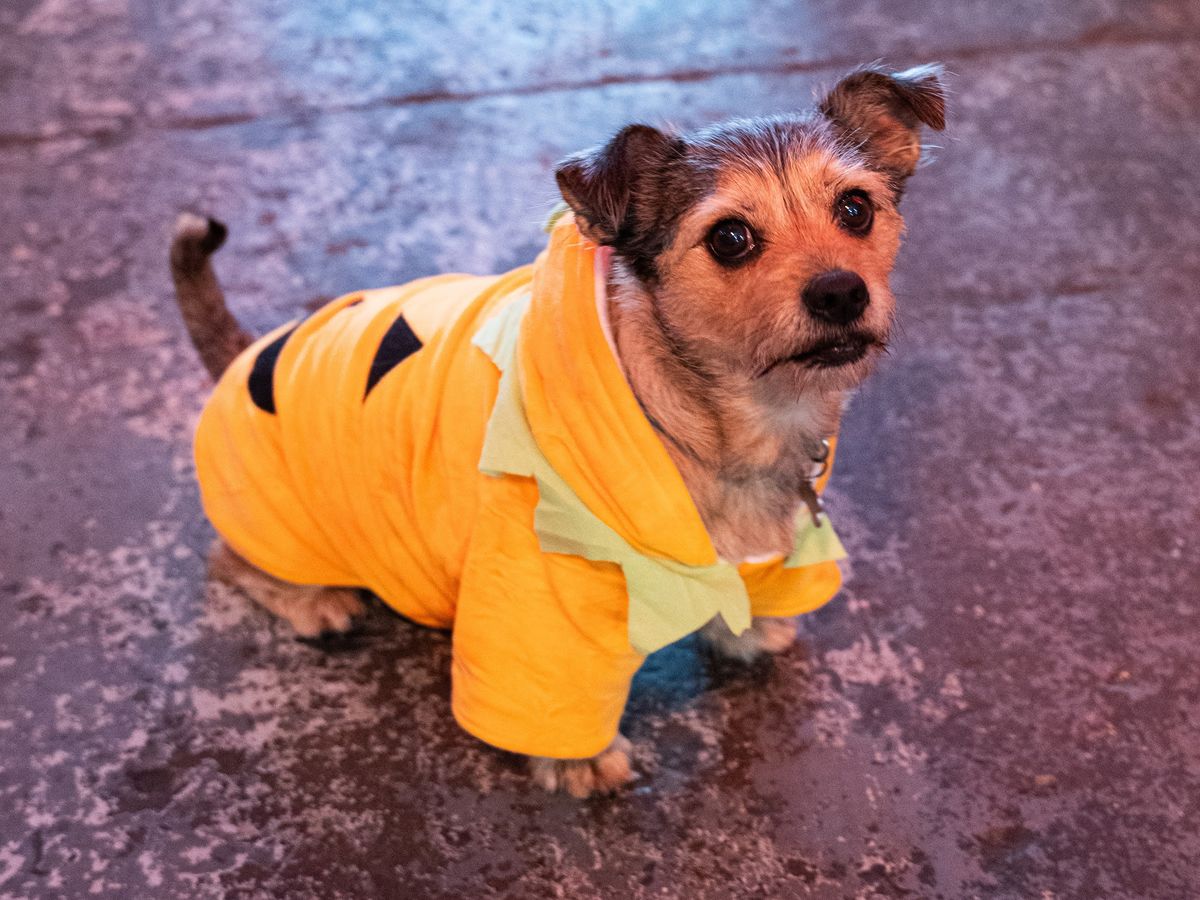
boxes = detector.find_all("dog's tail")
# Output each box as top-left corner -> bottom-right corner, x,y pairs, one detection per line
169,213 -> 254,378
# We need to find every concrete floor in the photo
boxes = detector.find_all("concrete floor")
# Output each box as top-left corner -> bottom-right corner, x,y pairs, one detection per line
2,1 -> 1199,897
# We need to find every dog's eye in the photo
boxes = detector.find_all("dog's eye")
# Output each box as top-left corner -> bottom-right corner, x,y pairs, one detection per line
835,191 -> 874,235
706,219 -> 757,264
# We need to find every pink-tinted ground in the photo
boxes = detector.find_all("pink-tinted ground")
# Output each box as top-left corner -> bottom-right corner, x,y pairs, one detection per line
2,2 -> 1199,897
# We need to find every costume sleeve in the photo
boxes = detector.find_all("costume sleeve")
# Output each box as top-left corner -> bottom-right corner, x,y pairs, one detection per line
741,558 -> 843,619
450,473 -> 644,759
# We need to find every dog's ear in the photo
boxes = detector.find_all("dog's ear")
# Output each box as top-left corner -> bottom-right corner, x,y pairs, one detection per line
555,124 -> 679,245
821,64 -> 946,187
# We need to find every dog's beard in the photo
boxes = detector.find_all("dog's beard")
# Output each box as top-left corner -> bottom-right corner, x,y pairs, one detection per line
749,332 -> 887,408
755,328 -> 883,378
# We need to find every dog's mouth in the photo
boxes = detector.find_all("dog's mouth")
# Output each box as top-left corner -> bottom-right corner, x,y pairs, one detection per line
758,332 -> 880,377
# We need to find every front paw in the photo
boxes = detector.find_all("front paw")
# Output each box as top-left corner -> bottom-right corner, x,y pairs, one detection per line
700,615 -> 798,663
528,734 -> 634,798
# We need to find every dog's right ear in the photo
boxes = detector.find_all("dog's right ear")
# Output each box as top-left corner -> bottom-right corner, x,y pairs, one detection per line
555,124 -> 678,245
820,64 -> 947,189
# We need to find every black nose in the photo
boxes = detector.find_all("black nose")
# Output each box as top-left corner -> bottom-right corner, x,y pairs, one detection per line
802,270 -> 869,325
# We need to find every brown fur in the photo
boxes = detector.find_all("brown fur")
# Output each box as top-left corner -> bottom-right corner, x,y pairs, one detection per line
561,65 -> 946,563
605,146 -> 901,560
820,63 -> 946,191
170,64 -> 946,798
169,213 -> 252,378
208,540 -> 365,637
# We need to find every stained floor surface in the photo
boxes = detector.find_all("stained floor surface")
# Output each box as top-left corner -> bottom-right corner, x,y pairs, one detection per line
2,2 -> 1200,898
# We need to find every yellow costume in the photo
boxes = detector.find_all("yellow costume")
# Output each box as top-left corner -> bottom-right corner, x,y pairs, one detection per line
194,216 -> 846,758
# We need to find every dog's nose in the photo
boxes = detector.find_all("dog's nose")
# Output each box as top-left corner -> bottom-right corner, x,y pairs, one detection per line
802,270 -> 869,325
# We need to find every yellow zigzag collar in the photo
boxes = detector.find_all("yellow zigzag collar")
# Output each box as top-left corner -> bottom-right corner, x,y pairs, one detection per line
472,294 -> 846,655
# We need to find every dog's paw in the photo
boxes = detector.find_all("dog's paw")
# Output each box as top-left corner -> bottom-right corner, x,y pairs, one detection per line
528,734 -> 634,799
700,615 -> 798,663
284,587 -> 365,637
208,540 -> 366,638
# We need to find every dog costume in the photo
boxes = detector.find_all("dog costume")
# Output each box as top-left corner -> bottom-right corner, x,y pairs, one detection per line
194,215 -> 847,758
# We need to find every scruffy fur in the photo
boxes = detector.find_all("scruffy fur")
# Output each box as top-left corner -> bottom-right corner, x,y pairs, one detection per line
171,64 -> 945,798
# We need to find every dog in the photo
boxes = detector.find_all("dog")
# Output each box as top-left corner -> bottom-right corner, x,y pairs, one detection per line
170,64 -> 946,798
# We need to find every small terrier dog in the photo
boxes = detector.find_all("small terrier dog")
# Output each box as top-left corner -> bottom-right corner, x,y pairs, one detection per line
170,64 -> 945,798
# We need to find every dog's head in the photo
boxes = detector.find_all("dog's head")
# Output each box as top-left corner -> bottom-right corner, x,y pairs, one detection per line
555,64 -> 946,411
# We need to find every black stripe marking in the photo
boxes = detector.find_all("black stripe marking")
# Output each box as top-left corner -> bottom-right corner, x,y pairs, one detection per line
248,325 -> 298,414
364,314 -> 423,398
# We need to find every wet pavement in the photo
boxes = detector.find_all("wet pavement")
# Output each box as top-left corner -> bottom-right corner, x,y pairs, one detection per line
2,1 -> 1199,897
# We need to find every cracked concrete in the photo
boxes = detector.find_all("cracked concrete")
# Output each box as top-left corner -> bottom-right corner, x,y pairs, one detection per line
2,1 -> 1199,897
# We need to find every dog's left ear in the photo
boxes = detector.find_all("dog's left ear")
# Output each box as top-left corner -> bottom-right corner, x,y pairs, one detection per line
821,64 -> 946,188
555,124 -> 679,245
